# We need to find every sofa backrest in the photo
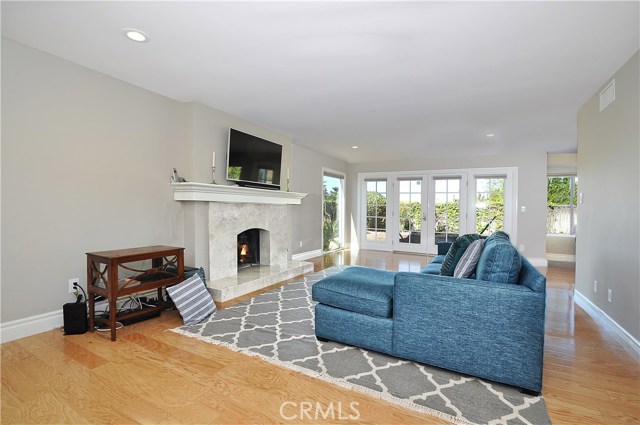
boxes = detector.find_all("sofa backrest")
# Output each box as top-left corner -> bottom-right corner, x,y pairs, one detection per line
475,231 -> 522,284
474,231 -> 546,292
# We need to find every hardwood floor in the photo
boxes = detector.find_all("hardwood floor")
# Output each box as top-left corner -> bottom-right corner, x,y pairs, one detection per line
2,250 -> 639,424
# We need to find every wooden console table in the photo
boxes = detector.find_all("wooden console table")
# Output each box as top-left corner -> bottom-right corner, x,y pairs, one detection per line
86,245 -> 184,341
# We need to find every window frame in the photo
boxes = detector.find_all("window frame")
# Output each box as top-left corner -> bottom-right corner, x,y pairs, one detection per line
546,175 -> 578,235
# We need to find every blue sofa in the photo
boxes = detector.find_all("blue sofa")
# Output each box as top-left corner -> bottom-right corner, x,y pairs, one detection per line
312,232 -> 546,394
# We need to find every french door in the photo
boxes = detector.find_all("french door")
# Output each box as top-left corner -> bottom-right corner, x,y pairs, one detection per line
360,168 -> 518,254
426,175 -> 467,254
394,178 -> 427,253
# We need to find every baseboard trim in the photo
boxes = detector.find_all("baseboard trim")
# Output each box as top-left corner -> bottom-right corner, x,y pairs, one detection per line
546,253 -> 576,262
0,294 -> 154,344
0,309 -> 64,343
292,249 -> 322,261
574,290 -> 640,363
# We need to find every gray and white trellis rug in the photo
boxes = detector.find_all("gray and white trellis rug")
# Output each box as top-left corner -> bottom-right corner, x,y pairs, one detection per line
171,266 -> 550,425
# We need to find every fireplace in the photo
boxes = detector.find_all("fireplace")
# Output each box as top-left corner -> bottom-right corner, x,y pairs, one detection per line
237,229 -> 260,268
199,200 -> 312,301
174,183 -> 312,302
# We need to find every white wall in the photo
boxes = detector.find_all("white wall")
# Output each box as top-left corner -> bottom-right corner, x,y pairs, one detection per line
1,39 -> 186,322
180,102 -> 293,273
546,234 -> 576,260
0,40 -> 297,328
347,152 -> 548,259
576,51 -> 639,340
290,145 -> 348,256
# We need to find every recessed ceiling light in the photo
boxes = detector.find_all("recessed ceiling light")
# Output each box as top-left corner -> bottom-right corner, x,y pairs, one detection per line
485,133 -> 495,138
352,145 -> 359,149
123,28 -> 149,43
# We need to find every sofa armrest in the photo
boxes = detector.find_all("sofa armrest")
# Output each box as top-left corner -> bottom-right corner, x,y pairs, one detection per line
392,272 -> 546,392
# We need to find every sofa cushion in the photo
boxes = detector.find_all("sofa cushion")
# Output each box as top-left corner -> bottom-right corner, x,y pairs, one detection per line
439,234 -> 480,276
484,230 -> 511,244
420,262 -> 443,274
453,239 -> 484,278
312,266 -> 396,318
476,232 -> 522,284
430,255 -> 445,264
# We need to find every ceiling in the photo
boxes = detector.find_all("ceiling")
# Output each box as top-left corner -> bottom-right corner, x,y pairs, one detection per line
2,1 -> 639,163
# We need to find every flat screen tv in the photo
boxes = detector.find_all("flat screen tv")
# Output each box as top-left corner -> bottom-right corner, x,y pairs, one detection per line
226,128 -> 282,190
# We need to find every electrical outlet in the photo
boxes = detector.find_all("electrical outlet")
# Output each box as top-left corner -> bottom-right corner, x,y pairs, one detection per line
519,244 -> 525,253
607,289 -> 612,303
594,280 -> 598,293
299,240 -> 303,248
69,278 -> 80,293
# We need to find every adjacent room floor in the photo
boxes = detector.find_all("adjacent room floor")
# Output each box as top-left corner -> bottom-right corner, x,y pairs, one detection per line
1,251 -> 638,424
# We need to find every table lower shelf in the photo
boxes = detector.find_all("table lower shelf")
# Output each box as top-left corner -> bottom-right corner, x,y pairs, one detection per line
93,304 -> 169,328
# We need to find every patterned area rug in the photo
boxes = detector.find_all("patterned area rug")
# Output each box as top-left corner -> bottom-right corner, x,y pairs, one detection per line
171,266 -> 550,425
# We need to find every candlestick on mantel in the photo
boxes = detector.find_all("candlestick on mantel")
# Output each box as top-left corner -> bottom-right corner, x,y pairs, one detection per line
211,152 -> 217,184
286,168 -> 290,192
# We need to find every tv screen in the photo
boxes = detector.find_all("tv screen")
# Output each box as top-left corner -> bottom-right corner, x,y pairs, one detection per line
227,129 -> 282,190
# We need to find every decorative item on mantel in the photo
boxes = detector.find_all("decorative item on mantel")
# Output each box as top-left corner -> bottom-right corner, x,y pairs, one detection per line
211,152 -> 217,184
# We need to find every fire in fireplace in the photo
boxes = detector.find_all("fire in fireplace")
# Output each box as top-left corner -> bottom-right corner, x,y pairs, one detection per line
237,229 -> 260,268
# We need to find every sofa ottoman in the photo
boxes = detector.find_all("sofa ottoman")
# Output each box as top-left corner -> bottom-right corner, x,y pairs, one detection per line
312,266 -> 397,354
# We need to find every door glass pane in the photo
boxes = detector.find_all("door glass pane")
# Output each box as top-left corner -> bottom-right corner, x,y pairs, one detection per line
366,180 -> 387,242
323,174 -> 344,252
434,178 -> 460,244
476,177 -> 505,236
398,179 -> 422,245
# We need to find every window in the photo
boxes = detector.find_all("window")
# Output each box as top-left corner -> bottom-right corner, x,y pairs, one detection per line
547,176 -> 578,234
475,177 -> 505,236
366,180 -> 387,241
434,178 -> 460,243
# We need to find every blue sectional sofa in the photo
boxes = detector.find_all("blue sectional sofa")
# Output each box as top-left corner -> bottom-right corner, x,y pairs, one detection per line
312,232 -> 546,394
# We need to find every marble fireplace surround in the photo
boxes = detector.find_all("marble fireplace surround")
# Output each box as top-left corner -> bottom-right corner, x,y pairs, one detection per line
173,182 -> 313,302
209,202 -> 287,281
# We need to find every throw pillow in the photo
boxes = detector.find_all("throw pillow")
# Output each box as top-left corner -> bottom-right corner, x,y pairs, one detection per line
453,239 -> 485,278
439,234 -> 481,276
484,230 -> 511,244
166,274 -> 216,325
475,233 -> 522,284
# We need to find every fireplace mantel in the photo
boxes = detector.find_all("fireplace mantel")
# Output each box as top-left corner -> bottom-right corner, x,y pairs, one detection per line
171,182 -> 307,205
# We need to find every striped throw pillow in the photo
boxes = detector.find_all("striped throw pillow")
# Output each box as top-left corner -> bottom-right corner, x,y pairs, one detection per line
439,234 -> 480,276
453,239 -> 485,278
166,274 -> 216,325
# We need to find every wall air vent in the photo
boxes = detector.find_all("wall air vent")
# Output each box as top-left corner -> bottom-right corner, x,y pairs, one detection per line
599,79 -> 615,111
